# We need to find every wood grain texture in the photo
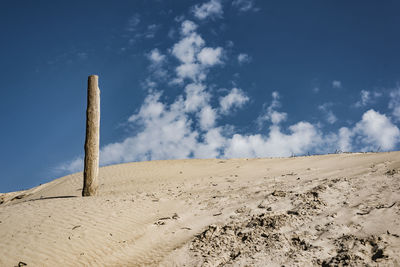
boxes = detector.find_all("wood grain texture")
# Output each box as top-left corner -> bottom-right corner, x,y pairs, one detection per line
82,75 -> 100,197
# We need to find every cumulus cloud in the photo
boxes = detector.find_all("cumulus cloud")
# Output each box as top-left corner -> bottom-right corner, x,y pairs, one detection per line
192,0 -> 223,20
184,83 -> 210,112
197,47 -> 223,66
145,49 -> 168,87
171,20 -> 223,84
175,63 -> 203,82
148,48 -> 166,64
353,109 -> 400,151
194,127 -> 226,158
97,91 -> 203,166
59,101 -> 400,174
199,105 -> 217,130
225,122 -> 321,158
99,87 -> 220,166
332,80 -> 342,88
237,53 -> 251,64
180,20 -> 197,35
219,88 -> 249,114
337,127 -> 353,152
172,28 -> 204,64
325,109 -> 400,153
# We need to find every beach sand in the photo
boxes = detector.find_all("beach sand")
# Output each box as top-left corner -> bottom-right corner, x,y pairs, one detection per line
1,152 -> 399,266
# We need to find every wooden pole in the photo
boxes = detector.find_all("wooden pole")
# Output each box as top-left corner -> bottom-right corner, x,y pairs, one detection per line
82,75 -> 100,197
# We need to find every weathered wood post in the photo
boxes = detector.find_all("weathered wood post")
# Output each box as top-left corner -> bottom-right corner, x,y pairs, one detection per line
82,75 -> 100,197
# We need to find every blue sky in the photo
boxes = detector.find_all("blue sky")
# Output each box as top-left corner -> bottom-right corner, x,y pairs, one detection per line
1,0 -> 400,192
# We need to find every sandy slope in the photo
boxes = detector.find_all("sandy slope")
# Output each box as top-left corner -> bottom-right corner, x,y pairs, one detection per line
0,152 -> 400,266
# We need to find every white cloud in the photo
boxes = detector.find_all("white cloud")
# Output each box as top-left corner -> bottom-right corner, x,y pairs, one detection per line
147,49 -> 167,82
257,91 -> 287,126
360,90 -> 370,105
353,109 -> 400,151
269,111 -> 287,125
148,48 -> 165,65
102,91 -> 199,165
171,23 -> 205,83
224,122 -> 321,158
128,92 -> 164,122
199,105 -> 217,130
192,0 -> 223,20
237,53 -> 251,64
337,127 -> 353,152
184,83 -> 210,112
232,0 -> 257,12
171,20 -> 224,84
219,88 -> 249,114
355,90 -> 370,107
326,111 -> 338,124
389,86 -> 400,121
63,87 -> 216,170
354,90 -> 382,108
197,47 -> 223,66
59,103 -> 400,174
323,109 -> 400,153
318,103 -> 337,124
332,80 -> 342,88
142,78 -> 157,90
194,127 -> 226,158
175,63 -> 203,82
172,30 -> 204,64
180,20 -> 197,35
56,157 -> 84,173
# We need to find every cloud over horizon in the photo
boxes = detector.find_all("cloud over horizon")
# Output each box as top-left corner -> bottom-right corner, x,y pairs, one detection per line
57,3 -> 400,175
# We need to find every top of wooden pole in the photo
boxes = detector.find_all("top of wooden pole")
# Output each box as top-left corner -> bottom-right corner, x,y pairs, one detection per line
88,75 -> 98,84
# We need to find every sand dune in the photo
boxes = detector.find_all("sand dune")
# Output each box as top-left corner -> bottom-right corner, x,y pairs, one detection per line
1,152 -> 400,266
